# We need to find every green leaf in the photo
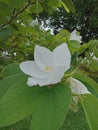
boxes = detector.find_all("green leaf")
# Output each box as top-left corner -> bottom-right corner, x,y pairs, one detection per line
88,40 -> 98,50
62,0 -> 75,13
79,43 -> 88,54
0,27 -> 12,40
9,0 -> 28,9
0,16 -> 7,25
0,73 -> 24,99
30,2 -> 43,14
0,74 -> 35,127
73,71 -> 98,98
71,51 -> 79,65
69,40 -> 81,48
1,63 -> 22,77
30,83 -> 72,130
47,0 -> 60,9
0,0 -> 8,4
89,59 -> 98,72
55,29 -> 70,44
62,1 -> 70,13
81,94 -> 98,130
93,48 -> 98,58
0,2 -> 10,15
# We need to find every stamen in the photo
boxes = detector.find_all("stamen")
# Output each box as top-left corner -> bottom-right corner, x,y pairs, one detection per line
45,66 -> 53,72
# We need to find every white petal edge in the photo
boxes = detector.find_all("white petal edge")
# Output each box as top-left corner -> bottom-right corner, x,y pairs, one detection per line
69,77 -> 90,95
20,61 -> 47,78
70,30 -> 82,43
34,45 -> 56,70
53,43 -> 71,70
27,77 -> 55,87
27,69 -> 62,87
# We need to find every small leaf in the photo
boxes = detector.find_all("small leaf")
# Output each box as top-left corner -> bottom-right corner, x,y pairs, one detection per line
69,40 -> 81,48
81,94 -> 98,130
30,83 -> 72,130
47,0 -> 60,8
89,59 -> 98,72
61,1 -> 70,13
30,2 -> 43,14
93,48 -> 98,58
88,40 -> 98,50
62,0 -> 75,13
55,29 -> 70,44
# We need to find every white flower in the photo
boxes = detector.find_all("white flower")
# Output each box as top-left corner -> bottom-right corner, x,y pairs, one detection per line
90,53 -> 98,60
69,77 -> 90,95
20,43 -> 90,95
20,43 -> 71,86
30,19 -> 39,27
93,56 -> 98,60
70,30 -> 82,43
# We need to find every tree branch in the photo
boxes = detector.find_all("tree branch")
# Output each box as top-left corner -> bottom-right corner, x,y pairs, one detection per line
0,0 -> 34,28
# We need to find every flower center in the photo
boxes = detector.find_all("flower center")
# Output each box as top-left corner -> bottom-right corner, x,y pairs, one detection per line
45,66 -> 53,72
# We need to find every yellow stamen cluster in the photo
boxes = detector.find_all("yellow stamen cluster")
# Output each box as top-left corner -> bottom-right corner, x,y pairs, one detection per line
45,66 -> 53,72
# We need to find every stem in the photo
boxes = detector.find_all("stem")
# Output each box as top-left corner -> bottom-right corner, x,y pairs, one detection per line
64,67 -> 78,79
0,0 -> 35,28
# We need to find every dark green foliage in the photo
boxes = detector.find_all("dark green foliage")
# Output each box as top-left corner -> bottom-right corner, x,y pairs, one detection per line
39,0 -> 98,42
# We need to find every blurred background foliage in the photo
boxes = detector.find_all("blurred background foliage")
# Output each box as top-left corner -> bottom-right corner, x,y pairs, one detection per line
39,0 -> 98,42
0,0 -> 75,69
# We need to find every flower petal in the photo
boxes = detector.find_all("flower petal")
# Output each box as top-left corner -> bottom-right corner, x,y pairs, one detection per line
70,30 -> 82,43
34,45 -> 56,70
20,61 -> 47,78
47,72 -> 62,84
53,43 -> 71,69
57,65 -> 70,75
69,77 -> 90,95
27,69 -> 62,87
46,66 -> 65,84
27,77 -> 51,87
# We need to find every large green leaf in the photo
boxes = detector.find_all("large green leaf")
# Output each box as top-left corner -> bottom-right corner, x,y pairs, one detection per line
0,73 -> 72,129
73,71 -> 98,98
0,73 -> 25,99
62,0 -> 75,13
1,63 -> 22,77
81,94 -> 98,130
30,83 -> 72,130
0,74 -> 35,127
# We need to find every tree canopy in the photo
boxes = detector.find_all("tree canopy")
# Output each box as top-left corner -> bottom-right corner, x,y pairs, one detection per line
38,0 -> 98,42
